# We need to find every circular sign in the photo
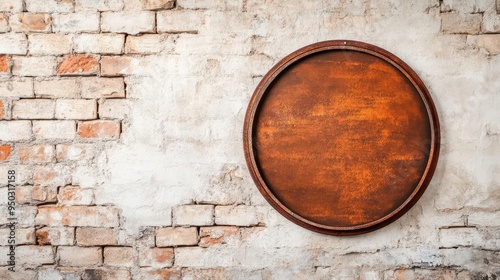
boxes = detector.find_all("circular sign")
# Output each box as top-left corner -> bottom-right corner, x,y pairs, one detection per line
244,40 -> 440,235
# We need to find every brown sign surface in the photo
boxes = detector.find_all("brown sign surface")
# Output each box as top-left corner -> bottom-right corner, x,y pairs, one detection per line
244,40 -> 440,235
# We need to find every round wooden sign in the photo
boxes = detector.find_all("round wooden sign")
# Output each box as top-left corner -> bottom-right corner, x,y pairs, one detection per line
244,40 -> 440,235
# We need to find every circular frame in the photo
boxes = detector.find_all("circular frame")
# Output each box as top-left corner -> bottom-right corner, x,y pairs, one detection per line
243,40 -> 440,235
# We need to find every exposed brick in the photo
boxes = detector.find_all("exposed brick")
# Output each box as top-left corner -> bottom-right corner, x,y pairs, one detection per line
0,0 -> 23,12
33,165 -> 71,187
81,269 -> 131,280
36,227 -> 74,245
12,56 -> 57,77
136,268 -> 181,280
0,14 -> 9,33
0,33 -> 27,54
75,33 -> 125,54
0,79 -> 34,97
0,205 -> 37,226
101,11 -> 155,34
57,54 -> 100,76
199,226 -> 239,248
9,13 -> 52,33
26,0 -> 74,13
59,246 -> 102,267
29,34 -> 73,55
35,78 -> 79,98
56,144 -> 94,161
0,227 -> 35,245
55,99 -> 97,120
157,10 -> 205,33
125,34 -> 174,54
174,205 -> 214,226
100,56 -> 132,76
99,99 -> 131,119
81,77 -> 125,98
468,212 -> 500,226
156,227 -> 198,247
138,247 -> 173,268
12,99 -> 55,119
215,205 -> 259,226
77,227 -> 117,246
75,0 -> 124,11
441,13 -> 482,34
0,55 -> 10,73
16,245 -> 55,265
18,144 -> 55,163
36,205 -> 119,227
33,120 -> 75,140
0,121 -> 32,141
0,145 -> 11,161
142,0 -> 175,10
38,268 -> 81,280
77,120 -> 121,139
0,165 -> 32,186
58,185 -> 93,205
467,34 -> 500,54
52,12 -> 100,33
14,185 -> 32,204
482,9 -> 500,33
0,99 -> 4,119
33,185 -> 59,203
104,247 -> 135,267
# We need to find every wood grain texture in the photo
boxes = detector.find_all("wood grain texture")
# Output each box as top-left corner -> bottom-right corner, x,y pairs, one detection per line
244,40 -> 440,235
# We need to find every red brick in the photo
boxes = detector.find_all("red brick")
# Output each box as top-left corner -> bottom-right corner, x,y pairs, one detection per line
58,185 -> 93,205
33,165 -> 71,187
57,54 -> 99,76
156,227 -> 198,247
56,143 -> 94,162
18,144 -> 55,162
36,227 -> 74,245
199,226 -> 239,248
100,56 -> 132,76
0,99 -> 4,119
138,247 -> 173,268
0,55 -> 10,73
0,145 -> 10,161
76,227 -> 117,246
104,247 -> 134,267
32,185 -> 58,203
77,120 -> 120,139
59,246 -> 102,267
9,13 -> 51,32
36,205 -> 119,227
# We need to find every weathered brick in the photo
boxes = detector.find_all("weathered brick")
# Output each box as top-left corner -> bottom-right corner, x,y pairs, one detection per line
76,0 -> 124,11
0,13 -> 9,32
36,227 -> 74,245
26,0 -> 74,13
142,0 -> 175,10
441,0 -> 492,13
38,268 -> 81,280
29,34 -> 72,55
135,268 -> 181,280
14,185 -> 32,204
138,247 -> 173,268
35,78 -> 79,98
467,34 -> 500,54
0,79 -> 34,97
156,227 -> 198,247
157,10 -> 205,33
77,120 -> 121,139
58,185 -> 93,205
101,11 -> 155,34
214,205 -> 259,226
9,13 -> 52,33
0,267 -> 36,280
0,99 -> 5,119
18,144 -> 55,163
33,120 -> 75,140
12,99 -> 55,119
104,247 -> 135,267
0,205 -> 37,226
33,185 -> 58,203
0,227 -> 35,245
99,99 -> 131,119
59,246 -> 102,267
0,145 -> 11,161
0,33 -> 27,54
75,33 -> 125,54
0,55 -> 10,73
12,56 -> 57,77
16,245 -> 55,265
52,12 -> 100,33
77,227 -> 117,246
33,165 -> 71,187
199,226 -> 239,248
125,34 -> 174,54
100,56 -> 132,76
55,99 -> 97,120
468,212 -> 500,226
441,13 -> 482,34
36,205 -> 119,227
56,144 -> 94,161
174,205 -> 214,226
81,269 -> 131,280
0,121 -> 32,141
81,77 -> 125,98
57,54 -> 100,76
482,9 -> 500,33
0,165 -> 32,185
0,0 -> 23,12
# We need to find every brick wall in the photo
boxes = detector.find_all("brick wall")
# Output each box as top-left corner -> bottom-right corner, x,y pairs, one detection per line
0,0 -> 499,279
